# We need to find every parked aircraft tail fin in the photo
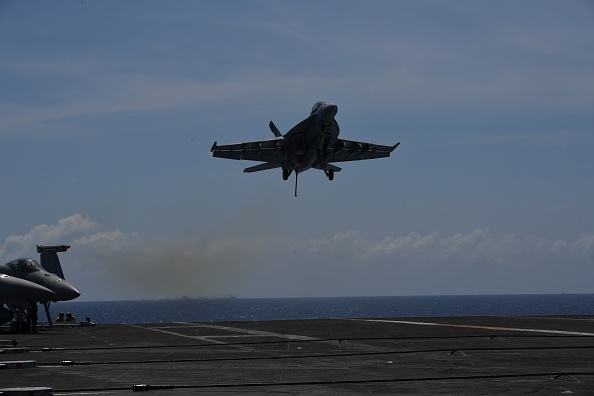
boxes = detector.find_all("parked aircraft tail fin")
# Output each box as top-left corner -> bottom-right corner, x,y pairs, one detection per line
37,245 -> 70,279
269,121 -> 282,137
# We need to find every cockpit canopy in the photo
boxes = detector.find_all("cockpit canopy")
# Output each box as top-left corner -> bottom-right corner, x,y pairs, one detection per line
310,101 -> 326,115
6,259 -> 44,274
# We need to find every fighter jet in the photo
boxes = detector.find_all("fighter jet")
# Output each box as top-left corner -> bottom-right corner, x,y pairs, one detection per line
211,102 -> 400,195
0,245 -> 80,326
0,274 -> 55,325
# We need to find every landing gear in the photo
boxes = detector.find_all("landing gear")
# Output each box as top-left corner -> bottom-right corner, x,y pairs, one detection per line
282,168 -> 299,196
43,301 -> 53,327
325,169 -> 334,181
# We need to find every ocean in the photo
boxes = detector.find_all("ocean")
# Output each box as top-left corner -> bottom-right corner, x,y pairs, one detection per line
55,294 -> 594,324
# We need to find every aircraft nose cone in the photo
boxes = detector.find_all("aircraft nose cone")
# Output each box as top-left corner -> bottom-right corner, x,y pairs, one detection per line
52,279 -> 81,301
0,274 -> 56,301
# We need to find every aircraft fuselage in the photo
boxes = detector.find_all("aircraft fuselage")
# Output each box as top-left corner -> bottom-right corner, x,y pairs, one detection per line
0,259 -> 80,303
0,274 -> 55,303
284,102 -> 339,175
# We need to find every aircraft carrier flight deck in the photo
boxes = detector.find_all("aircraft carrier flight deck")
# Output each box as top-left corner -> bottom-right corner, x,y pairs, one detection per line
1,315 -> 594,395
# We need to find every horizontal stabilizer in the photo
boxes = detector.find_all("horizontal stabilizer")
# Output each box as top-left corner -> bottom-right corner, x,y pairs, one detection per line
244,162 -> 282,173
37,245 -> 70,254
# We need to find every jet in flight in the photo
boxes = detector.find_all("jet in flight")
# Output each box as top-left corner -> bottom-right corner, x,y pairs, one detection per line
0,245 -> 80,326
211,102 -> 399,195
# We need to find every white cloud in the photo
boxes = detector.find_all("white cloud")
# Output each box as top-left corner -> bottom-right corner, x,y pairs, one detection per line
290,228 -> 594,267
0,214 -> 268,300
574,234 -> 594,254
2,215 -> 592,300
0,214 -> 100,261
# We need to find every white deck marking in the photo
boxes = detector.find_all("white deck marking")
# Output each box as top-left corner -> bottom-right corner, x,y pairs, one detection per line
126,322 -> 318,346
173,322 -> 319,341
355,319 -> 594,336
125,324 -> 227,344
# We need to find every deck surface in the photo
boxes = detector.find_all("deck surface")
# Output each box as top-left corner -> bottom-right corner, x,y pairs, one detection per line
2,316 -> 594,395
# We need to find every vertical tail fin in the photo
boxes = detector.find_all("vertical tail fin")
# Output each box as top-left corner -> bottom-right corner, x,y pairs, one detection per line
36,245 -> 70,279
269,121 -> 282,137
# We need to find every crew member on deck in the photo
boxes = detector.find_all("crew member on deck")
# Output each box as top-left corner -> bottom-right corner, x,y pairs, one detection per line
28,301 -> 38,333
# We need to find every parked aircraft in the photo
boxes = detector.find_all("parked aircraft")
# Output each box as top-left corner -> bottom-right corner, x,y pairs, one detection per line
0,245 -> 80,326
211,102 -> 399,195
0,274 -> 55,324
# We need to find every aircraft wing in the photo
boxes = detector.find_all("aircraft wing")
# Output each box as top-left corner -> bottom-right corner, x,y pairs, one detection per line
211,138 -> 286,164
328,139 -> 400,163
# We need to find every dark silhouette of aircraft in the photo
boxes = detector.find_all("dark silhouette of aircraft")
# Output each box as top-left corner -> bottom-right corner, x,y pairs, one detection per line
0,245 -> 80,326
211,102 -> 399,195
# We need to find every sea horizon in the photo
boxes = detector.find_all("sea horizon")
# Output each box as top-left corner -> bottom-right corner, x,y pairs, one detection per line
52,294 -> 594,324
72,292 -> 593,303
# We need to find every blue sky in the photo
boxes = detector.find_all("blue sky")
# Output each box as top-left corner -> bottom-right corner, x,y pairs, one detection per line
1,1 -> 593,301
